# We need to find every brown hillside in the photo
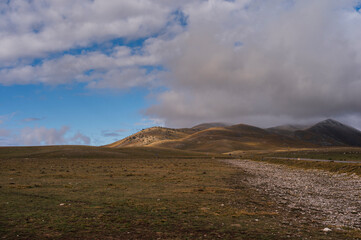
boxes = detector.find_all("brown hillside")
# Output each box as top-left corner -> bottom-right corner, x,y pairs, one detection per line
107,123 -> 316,153
151,125 -> 315,153
106,127 -> 195,148
107,119 -> 361,154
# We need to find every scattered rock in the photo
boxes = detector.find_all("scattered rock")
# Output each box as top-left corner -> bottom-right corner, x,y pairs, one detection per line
226,160 -> 361,229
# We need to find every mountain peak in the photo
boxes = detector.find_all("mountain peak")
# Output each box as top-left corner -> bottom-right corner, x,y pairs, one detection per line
318,119 -> 343,126
305,118 -> 361,147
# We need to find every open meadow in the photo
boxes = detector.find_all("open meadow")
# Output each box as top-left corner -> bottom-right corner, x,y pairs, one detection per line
246,147 -> 361,176
1,146 -> 360,239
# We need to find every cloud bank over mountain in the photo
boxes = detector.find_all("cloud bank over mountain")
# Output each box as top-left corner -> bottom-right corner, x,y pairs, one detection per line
1,0 -> 361,130
147,0 -> 361,127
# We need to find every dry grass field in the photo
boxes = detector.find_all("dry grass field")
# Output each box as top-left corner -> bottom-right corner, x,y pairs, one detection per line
1,146 -> 359,239
246,147 -> 361,176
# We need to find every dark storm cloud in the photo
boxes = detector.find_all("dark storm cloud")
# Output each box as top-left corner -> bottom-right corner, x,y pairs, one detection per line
146,0 -> 361,128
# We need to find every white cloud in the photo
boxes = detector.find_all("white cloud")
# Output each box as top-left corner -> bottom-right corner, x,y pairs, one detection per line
2,0 -> 361,128
19,126 -> 70,145
134,118 -> 165,127
21,117 -> 45,122
87,67 -> 154,89
0,126 -> 91,146
71,132 -> 91,145
0,129 -> 11,137
0,1 -> 183,89
0,113 -> 16,125
0,129 -> 12,145
0,0 -> 176,64
0,42 -> 163,88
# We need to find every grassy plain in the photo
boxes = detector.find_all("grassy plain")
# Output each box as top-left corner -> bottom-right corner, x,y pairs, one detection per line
247,147 -> 361,176
263,147 -> 361,162
0,146 -> 358,239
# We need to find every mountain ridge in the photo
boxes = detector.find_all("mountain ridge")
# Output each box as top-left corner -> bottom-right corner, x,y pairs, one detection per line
106,119 -> 361,153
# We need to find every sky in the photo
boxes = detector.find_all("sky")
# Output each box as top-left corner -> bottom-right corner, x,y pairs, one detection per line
1,0 -> 361,146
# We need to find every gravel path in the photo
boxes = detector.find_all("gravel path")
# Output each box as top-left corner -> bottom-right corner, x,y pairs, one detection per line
264,157 -> 360,164
226,159 -> 361,229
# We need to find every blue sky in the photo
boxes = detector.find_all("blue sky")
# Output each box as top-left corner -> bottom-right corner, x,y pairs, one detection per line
1,0 -> 361,146
0,31 -> 168,146
0,84 -> 158,145
0,33 -> 166,146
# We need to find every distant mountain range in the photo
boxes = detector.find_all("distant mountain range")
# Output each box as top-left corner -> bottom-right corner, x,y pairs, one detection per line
106,119 -> 361,153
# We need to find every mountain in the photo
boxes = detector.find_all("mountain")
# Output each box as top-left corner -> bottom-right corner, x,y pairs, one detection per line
267,124 -> 310,137
267,119 -> 361,147
149,124 -> 306,153
107,123 -> 314,153
191,122 -> 229,130
296,119 -> 361,147
106,126 -> 196,148
106,119 -> 361,153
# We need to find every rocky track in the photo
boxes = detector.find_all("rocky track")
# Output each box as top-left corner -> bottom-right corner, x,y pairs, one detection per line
226,159 -> 361,229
